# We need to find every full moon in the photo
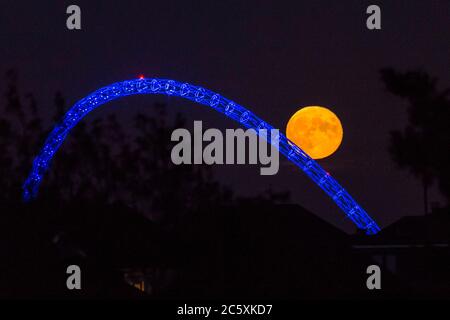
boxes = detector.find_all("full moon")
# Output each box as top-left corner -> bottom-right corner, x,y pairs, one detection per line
286,106 -> 343,160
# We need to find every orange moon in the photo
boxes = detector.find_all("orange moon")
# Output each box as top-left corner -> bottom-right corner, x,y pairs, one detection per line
286,106 -> 343,160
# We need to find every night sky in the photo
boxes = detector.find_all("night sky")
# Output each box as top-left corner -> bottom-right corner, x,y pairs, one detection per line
1,1 -> 449,232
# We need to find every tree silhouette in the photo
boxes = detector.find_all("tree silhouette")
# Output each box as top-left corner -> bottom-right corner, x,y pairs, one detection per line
381,68 -> 450,213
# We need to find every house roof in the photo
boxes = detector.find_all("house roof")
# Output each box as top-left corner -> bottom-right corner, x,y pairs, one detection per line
353,208 -> 450,247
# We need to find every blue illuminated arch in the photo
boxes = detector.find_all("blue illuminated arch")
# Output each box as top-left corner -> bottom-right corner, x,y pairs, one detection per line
22,78 -> 380,235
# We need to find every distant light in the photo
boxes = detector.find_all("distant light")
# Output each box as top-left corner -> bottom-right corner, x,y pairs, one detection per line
138,75 -> 145,80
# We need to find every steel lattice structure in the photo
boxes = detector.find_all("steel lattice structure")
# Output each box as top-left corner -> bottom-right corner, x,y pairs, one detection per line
22,78 -> 381,235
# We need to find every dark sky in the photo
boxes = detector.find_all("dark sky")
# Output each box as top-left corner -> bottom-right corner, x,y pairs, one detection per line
1,0 -> 449,232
